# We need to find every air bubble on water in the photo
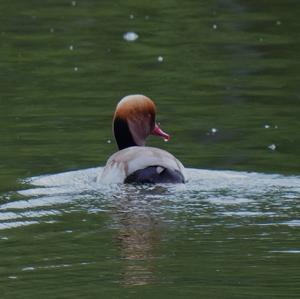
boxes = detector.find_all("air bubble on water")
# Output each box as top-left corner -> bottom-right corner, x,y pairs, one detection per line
157,56 -> 164,62
212,24 -> 218,30
123,32 -> 139,42
129,14 -> 134,19
276,20 -> 282,26
50,28 -> 54,33
71,1 -> 76,6
259,37 -> 264,42
274,125 -> 278,129
268,144 -> 276,151
264,124 -> 270,129
69,45 -> 74,51
107,139 -> 111,144
74,67 -> 78,71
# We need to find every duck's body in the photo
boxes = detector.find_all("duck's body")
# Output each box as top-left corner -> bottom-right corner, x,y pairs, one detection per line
100,95 -> 186,184
100,146 -> 186,184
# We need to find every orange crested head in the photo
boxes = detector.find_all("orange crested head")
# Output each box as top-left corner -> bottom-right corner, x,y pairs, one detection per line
113,95 -> 170,150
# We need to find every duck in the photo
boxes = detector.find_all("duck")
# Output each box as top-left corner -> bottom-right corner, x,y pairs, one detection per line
99,94 -> 186,184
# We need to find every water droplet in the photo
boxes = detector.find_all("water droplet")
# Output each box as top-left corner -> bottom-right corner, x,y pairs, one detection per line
211,128 -> 218,134
212,24 -> 218,30
157,56 -> 164,62
268,144 -> 276,151
123,31 -> 139,42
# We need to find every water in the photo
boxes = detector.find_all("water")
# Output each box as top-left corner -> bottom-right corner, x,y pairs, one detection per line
1,168 -> 300,298
1,0 -> 300,298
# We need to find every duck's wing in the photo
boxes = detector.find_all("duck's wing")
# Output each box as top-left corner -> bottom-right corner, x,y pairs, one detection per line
99,146 -> 186,184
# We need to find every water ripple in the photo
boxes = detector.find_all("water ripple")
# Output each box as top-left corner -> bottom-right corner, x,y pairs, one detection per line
0,167 -> 299,230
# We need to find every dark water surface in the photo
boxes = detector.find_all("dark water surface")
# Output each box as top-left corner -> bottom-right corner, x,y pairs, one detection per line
0,0 -> 299,298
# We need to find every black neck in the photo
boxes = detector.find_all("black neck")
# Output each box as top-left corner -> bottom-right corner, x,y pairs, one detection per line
113,117 -> 137,150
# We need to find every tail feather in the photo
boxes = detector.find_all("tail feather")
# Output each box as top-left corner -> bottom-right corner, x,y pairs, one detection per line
124,166 -> 185,184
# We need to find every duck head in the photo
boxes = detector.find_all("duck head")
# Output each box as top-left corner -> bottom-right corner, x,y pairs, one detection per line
113,95 -> 170,150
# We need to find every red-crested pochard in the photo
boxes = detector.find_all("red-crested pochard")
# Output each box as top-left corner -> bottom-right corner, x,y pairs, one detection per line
100,95 -> 186,184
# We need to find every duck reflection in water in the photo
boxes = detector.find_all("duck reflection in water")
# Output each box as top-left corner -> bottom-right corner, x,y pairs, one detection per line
112,185 -> 169,286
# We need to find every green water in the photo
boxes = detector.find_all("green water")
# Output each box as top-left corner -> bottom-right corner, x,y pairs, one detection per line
0,0 -> 300,298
